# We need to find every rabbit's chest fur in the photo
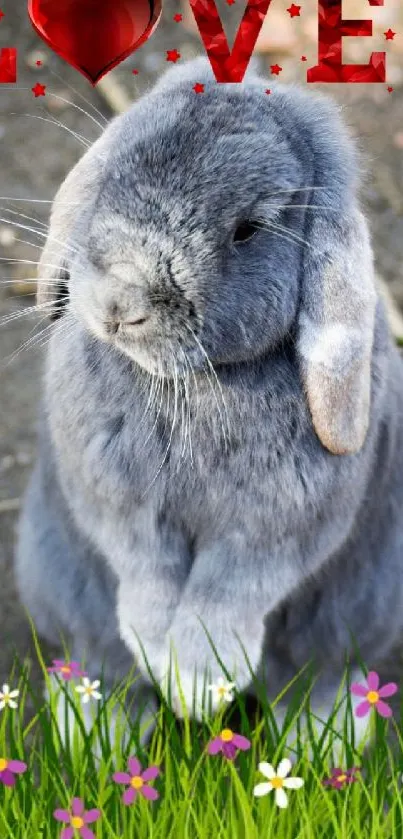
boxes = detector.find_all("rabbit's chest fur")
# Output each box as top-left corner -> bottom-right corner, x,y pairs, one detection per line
46,319 -> 351,576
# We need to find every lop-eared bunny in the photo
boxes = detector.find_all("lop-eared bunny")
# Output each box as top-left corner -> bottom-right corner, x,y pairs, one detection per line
16,56 -> 403,747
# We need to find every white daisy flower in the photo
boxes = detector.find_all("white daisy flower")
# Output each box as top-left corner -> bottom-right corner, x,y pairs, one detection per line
0,684 -> 19,710
75,677 -> 102,704
253,758 -> 304,808
208,677 -> 236,704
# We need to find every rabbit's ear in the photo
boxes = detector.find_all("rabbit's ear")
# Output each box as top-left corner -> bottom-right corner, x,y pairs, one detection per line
37,127 -> 115,318
297,208 -> 377,455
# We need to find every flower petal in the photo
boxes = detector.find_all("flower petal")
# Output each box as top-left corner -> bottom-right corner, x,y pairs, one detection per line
122,787 -> 136,806
354,700 -> 371,718
83,809 -> 101,824
378,682 -> 398,698
232,734 -> 250,751
8,700 -> 18,709
283,776 -> 304,789
128,756 -> 141,776
0,770 -> 15,786
53,809 -> 70,823
275,787 -> 288,808
258,762 -> 276,780
366,671 -> 380,691
253,782 -> 272,797
8,760 -> 27,774
375,699 -> 393,718
60,828 -> 74,839
222,742 -> 237,760
2,685 -> 9,694
350,683 -> 368,697
80,828 -> 96,839
72,798 -> 84,816
277,758 -> 292,778
141,785 -> 159,801
113,772 -> 131,785
91,680 -> 101,689
9,691 -> 19,698
142,766 -> 159,782
207,738 -> 223,755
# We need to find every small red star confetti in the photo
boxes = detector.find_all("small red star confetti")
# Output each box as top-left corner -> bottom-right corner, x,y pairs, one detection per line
287,3 -> 301,17
226,0 -> 236,5
32,82 -> 46,97
36,60 -> 42,66
384,29 -> 396,41
132,69 -> 139,74
193,82 -> 204,94
301,55 -> 307,61
173,13 -> 182,22
166,49 -> 180,63
0,9 -> 5,21
270,64 -> 282,75
265,89 -> 271,95
387,86 -> 394,93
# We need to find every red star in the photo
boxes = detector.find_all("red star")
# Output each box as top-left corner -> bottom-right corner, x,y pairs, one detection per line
36,60 -> 42,66
301,55 -> 307,61
270,64 -> 282,75
384,29 -> 396,41
387,86 -> 394,93
166,49 -> 180,63
193,82 -> 205,94
287,3 -> 301,17
132,69 -> 139,74
32,82 -> 46,97
0,9 -> 5,21
265,89 -> 271,95
173,13 -> 182,22
226,0 -> 236,5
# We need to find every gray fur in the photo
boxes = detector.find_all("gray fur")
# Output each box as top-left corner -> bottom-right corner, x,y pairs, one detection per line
15,57 -> 403,735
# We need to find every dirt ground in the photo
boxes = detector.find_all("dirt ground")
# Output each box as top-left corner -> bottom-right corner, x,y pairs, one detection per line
1,0 -> 403,693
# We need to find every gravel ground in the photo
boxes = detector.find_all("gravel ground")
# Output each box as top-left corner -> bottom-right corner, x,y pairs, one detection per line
1,0 -> 403,694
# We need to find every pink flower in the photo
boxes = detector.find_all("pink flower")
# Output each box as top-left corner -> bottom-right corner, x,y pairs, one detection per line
53,797 -> 101,839
322,767 -> 360,789
0,757 -> 27,786
351,671 -> 398,718
47,660 -> 87,681
113,756 -> 160,805
207,728 -> 251,760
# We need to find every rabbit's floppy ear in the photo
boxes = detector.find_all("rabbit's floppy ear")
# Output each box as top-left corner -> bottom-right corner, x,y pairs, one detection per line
37,124 -> 117,318
297,206 -> 377,455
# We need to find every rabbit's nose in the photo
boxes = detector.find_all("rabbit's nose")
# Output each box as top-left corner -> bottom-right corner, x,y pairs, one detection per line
104,302 -> 152,335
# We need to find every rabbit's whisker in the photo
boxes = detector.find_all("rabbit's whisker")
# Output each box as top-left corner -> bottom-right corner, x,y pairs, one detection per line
9,114 -> 91,149
45,93 -> 106,133
47,66 -> 109,126
141,359 -> 178,499
0,298 -> 68,328
255,219 -> 323,256
0,214 -> 82,258
185,324 -> 231,449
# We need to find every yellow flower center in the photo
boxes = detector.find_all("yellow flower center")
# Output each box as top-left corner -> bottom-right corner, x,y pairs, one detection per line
337,774 -> 347,783
366,690 -> 379,704
0,759 -> 8,771
85,687 -> 93,694
3,696 -> 10,704
60,666 -> 70,673
271,776 -> 284,789
220,729 -> 233,742
131,775 -> 144,789
71,816 -> 84,829
218,687 -> 226,697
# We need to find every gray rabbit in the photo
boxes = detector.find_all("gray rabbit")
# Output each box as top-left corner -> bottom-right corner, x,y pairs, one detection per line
15,56 -> 403,748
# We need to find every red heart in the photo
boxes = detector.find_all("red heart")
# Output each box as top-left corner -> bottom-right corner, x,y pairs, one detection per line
28,0 -> 162,85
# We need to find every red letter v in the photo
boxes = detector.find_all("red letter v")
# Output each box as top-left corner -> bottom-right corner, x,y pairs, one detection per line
188,0 -> 275,82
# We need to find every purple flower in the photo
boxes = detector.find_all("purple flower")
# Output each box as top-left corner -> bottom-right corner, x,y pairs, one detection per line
322,767 -> 360,789
207,728 -> 251,760
53,797 -> 101,839
113,756 -> 160,805
0,757 -> 27,787
47,660 -> 87,681
351,671 -> 398,718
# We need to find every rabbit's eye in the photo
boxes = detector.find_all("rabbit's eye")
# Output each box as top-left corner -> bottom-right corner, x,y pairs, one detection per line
233,220 -> 259,244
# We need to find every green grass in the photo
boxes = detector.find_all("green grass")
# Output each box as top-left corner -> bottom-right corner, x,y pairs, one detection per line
1,631 -> 403,839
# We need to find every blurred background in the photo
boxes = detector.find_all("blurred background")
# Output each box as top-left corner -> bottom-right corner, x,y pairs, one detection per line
0,0 -> 403,688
